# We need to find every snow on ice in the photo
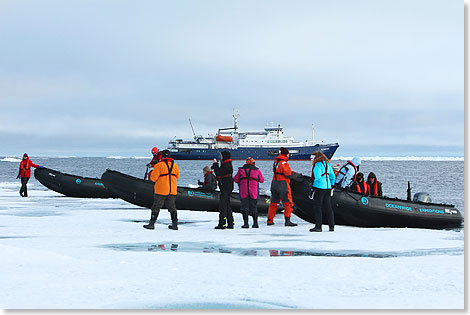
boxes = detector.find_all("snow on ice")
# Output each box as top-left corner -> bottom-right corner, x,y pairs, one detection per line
0,183 -> 463,309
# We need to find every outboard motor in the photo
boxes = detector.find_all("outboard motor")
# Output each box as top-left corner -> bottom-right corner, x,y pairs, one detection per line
413,192 -> 432,203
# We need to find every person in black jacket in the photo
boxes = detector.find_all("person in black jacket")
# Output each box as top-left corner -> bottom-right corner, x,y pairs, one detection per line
351,172 -> 368,194
212,151 -> 234,229
198,166 -> 217,191
366,172 -> 383,197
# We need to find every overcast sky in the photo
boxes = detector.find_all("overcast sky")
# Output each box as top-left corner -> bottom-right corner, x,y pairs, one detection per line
0,0 -> 463,157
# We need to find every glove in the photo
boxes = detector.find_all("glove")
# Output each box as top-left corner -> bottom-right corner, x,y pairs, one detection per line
197,180 -> 203,185
16,173 -> 20,179
38,165 -> 44,169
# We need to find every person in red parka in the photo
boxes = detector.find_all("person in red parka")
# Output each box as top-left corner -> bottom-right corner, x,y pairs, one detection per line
267,147 -> 297,226
17,153 -> 43,197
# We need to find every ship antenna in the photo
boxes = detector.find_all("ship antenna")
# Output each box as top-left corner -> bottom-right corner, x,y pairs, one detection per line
188,118 -> 197,140
232,108 -> 240,131
311,123 -> 315,145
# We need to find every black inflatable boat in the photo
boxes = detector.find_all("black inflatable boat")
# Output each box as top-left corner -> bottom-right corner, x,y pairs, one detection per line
101,169 -> 276,214
34,167 -> 114,198
290,175 -> 463,230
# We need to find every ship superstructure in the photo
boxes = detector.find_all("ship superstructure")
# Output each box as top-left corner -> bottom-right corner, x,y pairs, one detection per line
168,112 -> 339,160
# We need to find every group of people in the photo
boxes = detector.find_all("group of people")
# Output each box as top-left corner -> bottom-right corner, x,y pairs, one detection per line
16,147 -> 383,233
142,146 -> 341,232
335,157 -> 383,197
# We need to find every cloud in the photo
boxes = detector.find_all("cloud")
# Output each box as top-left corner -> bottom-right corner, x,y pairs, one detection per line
0,0 -> 463,156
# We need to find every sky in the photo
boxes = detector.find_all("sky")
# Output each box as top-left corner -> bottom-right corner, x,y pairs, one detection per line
0,0 -> 464,157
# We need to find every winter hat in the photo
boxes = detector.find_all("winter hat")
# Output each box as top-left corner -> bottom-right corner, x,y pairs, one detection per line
280,147 -> 289,156
246,157 -> 255,165
351,156 -> 361,166
356,172 -> 364,181
23,153 -> 28,158
367,172 -> 376,180
151,147 -> 159,155
221,151 -> 231,161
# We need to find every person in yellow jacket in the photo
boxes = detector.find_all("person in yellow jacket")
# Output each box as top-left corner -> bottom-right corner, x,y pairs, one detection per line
143,150 -> 180,230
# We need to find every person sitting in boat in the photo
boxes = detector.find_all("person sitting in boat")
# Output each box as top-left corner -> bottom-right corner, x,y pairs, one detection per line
17,153 -> 44,197
198,166 -> 217,191
143,150 -> 180,231
351,172 -> 368,194
233,157 -> 265,229
366,172 -> 383,197
267,147 -> 297,227
212,151 -> 234,229
145,147 -> 163,180
335,157 -> 361,188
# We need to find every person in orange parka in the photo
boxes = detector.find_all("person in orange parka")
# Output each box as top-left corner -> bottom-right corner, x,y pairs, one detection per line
143,150 -> 180,230
267,147 -> 297,226
17,153 -> 43,197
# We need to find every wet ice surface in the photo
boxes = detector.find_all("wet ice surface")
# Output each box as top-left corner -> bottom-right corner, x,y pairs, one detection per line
102,241 -> 463,258
0,183 -> 464,309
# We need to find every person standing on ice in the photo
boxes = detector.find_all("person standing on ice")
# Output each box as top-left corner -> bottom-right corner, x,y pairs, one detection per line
309,151 -> 336,232
335,157 -> 361,188
145,146 -> 162,180
212,151 -> 234,229
267,147 -> 297,227
143,150 -> 180,230
17,153 -> 43,197
233,157 -> 264,228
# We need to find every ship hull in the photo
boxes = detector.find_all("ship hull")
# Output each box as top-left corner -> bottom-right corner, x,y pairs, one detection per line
169,143 -> 339,160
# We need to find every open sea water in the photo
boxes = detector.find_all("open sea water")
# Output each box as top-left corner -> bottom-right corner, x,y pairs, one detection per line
0,156 -> 464,213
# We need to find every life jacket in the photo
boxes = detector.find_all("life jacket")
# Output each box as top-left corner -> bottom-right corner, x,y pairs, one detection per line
20,159 -> 31,172
367,180 -> 379,196
217,159 -> 233,180
149,152 -> 163,166
273,155 -> 290,182
338,160 -> 358,184
160,158 -> 177,192
353,181 -> 368,194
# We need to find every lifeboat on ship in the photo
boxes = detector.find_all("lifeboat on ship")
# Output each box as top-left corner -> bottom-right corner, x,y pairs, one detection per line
216,135 -> 233,142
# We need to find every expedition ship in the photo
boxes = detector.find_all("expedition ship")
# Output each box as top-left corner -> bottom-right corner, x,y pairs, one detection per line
168,112 -> 339,160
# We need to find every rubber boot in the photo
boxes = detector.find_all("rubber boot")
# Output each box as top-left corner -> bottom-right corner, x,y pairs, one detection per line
252,213 -> 259,228
227,214 -> 234,229
143,211 -> 159,230
284,216 -> 297,227
215,217 -> 226,229
168,211 -> 178,230
241,211 -> 249,228
310,226 -> 322,232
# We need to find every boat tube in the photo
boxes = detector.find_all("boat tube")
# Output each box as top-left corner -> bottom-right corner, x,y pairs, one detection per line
290,174 -> 463,230
34,167 -> 114,198
101,169 -> 277,214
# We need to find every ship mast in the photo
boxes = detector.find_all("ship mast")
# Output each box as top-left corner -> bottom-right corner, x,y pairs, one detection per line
311,124 -> 315,145
232,108 -> 240,131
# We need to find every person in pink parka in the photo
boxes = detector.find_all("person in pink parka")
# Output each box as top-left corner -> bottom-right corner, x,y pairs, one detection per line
233,157 -> 264,228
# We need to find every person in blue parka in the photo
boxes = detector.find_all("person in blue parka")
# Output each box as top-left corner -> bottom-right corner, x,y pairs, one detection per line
335,156 -> 361,188
310,151 -> 336,232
